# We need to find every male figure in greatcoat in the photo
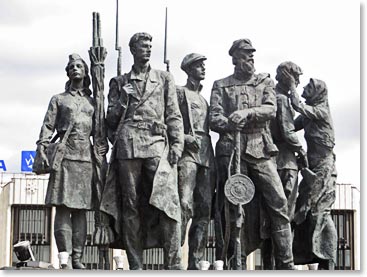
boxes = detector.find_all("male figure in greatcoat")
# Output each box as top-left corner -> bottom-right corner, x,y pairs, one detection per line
100,32 -> 184,270
210,39 -> 295,269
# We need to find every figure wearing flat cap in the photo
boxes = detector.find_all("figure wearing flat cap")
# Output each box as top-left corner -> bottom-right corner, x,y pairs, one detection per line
210,39 -> 295,269
176,53 -> 216,270
33,54 -> 107,269
288,77 -> 337,270
99,32 -> 184,270
262,61 -> 308,269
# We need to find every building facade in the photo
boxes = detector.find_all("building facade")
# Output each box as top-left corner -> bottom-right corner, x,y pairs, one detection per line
0,173 -> 360,270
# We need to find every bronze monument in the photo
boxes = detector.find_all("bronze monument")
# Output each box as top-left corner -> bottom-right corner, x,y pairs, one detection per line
290,77 -> 337,270
176,53 -> 216,270
99,32 -> 184,270
210,39 -> 295,270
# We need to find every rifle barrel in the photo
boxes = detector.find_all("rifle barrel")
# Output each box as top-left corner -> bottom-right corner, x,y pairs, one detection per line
97,12 -> 103,47
115,0 -> 120,50
92,12 -> 97,47
164,7 -> 169,72
115,0 -> 122,75
235,94 -> 241,174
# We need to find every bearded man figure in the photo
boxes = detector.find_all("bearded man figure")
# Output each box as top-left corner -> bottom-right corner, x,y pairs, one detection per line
210,39 -> 295,270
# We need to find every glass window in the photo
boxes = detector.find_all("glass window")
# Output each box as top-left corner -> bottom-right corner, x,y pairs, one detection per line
12,205 -> 51,266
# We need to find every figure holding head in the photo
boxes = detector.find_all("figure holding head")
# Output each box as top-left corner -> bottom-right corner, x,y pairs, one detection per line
34,54 -> 103,269
176,53 -> 216,269
100,32 -> 184,270
288,76 -> 337,270
210,39 -> 295,269
274,61 -> 308,212
262,61 -> 308,269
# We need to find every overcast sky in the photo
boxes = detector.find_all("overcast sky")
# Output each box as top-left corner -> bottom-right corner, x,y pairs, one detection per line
0,0 -> 361,188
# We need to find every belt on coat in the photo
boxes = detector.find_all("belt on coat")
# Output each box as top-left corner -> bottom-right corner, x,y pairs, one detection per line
125,120 -> 167,136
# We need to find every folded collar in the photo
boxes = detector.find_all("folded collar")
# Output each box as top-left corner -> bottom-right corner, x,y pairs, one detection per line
68,88 -> 86,96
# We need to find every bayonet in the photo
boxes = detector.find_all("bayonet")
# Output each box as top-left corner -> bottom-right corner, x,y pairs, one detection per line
115,0 -> 122,76
164,7 -> 170,72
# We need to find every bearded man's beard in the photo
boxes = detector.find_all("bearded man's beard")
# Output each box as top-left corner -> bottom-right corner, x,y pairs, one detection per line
235,60 -> 255,76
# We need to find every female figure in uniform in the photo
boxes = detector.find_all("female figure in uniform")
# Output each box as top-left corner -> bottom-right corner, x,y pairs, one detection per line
35,54 -> 105,269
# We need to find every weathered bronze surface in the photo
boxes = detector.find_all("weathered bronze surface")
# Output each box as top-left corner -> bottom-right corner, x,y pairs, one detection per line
209,39 -> 295,270
32,10 -> 338,270
34,54 -> 97,269
176,53 -> 216,269
290,77 -> 337,270
262,61 -> 307,269
99,32 -> 184,270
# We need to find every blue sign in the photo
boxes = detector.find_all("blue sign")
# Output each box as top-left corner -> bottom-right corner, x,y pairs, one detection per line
0,160 -> 6,171
21,151 -> 36,172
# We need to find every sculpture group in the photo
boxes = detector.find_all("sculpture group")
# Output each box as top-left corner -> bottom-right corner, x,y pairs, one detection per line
32,11 -> 337,271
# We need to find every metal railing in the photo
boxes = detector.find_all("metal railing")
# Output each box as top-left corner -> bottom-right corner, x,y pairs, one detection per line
332,209 -> 355,270
142,220 -> 217,270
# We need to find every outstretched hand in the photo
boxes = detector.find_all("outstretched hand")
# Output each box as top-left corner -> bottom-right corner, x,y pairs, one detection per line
290,91 -> 301,109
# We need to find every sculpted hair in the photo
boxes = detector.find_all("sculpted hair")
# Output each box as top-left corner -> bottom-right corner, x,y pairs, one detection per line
129,32 -> 153,50
64,58 -> 92,95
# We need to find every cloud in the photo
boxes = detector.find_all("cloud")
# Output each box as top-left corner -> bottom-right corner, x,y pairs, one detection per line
0,0 -> 35,26
0,0 -> 361,191
0,0 -> 69,26
332,99 -> 360,143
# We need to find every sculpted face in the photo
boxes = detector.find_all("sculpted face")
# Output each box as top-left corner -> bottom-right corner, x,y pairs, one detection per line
293,73 -> 301,87
68,60 -> 86,80
302,82 -> 314,99
188,60 -> 206,81
233,49 -> 255,75
132,39 -> 152,63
